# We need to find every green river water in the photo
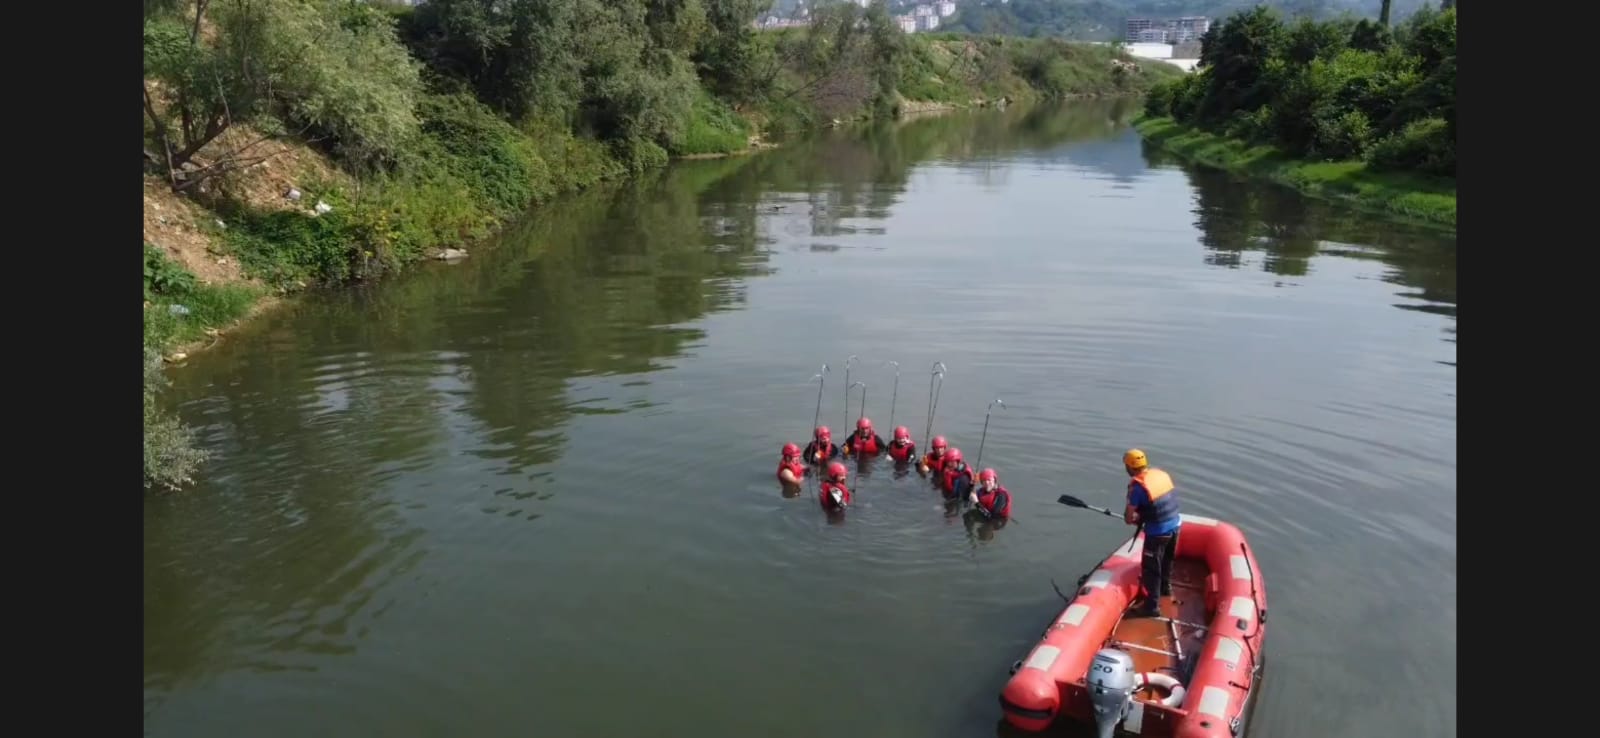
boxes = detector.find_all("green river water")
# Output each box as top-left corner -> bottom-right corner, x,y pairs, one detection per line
144,99 -> 1456,738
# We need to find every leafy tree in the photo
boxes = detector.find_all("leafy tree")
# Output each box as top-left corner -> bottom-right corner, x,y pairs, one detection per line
143,0 -> 423,190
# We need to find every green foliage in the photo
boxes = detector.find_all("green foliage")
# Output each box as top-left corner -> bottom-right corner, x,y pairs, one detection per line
145,243 -> 197,300
142,247 -> 256,492
674,90 -> 751,155
144,0 -> 425,176
1135,116 -> 1454,227
234,0 -> 426,167
694,0 -> 769,102
1144,6 -> 1453,176
1366,117 -> 1453,177
412,92 -> 543,215
145,347 -> 211,492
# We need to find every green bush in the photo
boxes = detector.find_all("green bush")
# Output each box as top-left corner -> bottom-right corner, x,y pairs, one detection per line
1160,5 -> 1453,176
411,92 -> 544,217
145,347 -> 210,492
671,90 -> 750,156
1366,117 -> 1454,177
143,245 -> 259,349
145,243 -> 197,300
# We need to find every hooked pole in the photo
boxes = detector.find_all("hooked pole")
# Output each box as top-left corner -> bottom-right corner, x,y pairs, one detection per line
974,397 -> 1005,471
811,363 -> 830,430
842,355 -> 859,430
846,382 -> 868,505
883,360 -> 900,430
924,361 -> 946,445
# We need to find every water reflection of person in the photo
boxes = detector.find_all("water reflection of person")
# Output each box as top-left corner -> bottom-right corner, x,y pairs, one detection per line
962,507 -> 1007,541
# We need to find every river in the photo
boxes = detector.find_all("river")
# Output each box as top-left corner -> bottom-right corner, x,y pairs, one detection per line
144,99 -> 1456,738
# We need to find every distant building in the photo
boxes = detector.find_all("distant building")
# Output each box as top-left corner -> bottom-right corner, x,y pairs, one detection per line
1171,16 -> 1211,44
896,14 -> 917,33
1125,16 -> 1211,44
917,14 -> 940,31
915,4 -> 935,17
937,1 -> 956,17
1125,42 -> 1174,60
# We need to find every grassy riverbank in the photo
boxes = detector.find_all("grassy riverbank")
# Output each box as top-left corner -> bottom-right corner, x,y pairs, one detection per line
141,0 -> 1180,491
1134,116 -> 1455,226
1138,6 -> 1455,229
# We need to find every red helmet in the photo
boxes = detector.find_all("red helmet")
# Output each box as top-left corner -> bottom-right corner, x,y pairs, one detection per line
827,461 -> 848,479
931,436 -> 948,450
946,448 -> 963,463
979,468 -> 997,483
815,426 -> 831,439
857,417 -> 873,431
783,442 -> 801,457
893,426 -> 910,441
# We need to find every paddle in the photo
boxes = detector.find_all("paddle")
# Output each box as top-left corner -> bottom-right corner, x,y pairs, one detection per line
1057,493 -> 1137,550
1056,493 -> 1124,519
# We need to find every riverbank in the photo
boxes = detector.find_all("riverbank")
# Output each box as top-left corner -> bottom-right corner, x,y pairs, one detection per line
1134,117 -> 1456,228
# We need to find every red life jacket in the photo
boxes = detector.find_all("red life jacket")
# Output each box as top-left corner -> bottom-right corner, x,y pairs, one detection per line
924,450 -> 948,473
849,431 -> 881,455
977,486 -> 1011,519
777,459 -> 805,482
820,480 -> 852,510
888,440 -> 916,462
941,462 -> 974,495
805,441 -> 839,464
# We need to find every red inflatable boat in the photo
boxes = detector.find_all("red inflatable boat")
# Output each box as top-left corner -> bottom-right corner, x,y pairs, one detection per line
999,513 -> 1267,738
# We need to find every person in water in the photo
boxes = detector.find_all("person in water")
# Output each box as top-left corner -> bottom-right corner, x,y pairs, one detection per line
969,468 -> 1011,520
886,426 -> 917,464
803,426 -> 842,464
842,417 -> 887,457
777,443 -> 806,485
819,461 -> 852,511
1123,448 -> 1182,618
918,435 -> 950,475
939,448 -> 977,499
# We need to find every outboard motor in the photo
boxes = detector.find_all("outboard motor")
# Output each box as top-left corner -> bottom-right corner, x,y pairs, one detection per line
1086,648 -> 1138,738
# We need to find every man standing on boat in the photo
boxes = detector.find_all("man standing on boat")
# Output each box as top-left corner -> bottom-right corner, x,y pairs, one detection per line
1123,449 -> 1181,618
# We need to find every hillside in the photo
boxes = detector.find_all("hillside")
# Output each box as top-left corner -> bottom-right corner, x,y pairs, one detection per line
941,0 -> 1442,40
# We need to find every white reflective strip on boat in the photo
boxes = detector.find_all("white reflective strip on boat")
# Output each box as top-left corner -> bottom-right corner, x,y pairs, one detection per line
1213,637 -> 1243,667
1060,603 -> 1091,626
1229,555 -> 1252,581
1196,686 -> 1230,717
1229,596 -> 1255,623
1114,538 -> 1144,559
1125,699 -> 1145,732
1024,645 -> 1060,672
1180,514 -> 1219,526
1083,569 -> 1114,589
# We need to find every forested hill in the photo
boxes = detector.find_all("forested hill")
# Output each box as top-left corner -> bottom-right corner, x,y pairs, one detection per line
940,0 -> 1442,40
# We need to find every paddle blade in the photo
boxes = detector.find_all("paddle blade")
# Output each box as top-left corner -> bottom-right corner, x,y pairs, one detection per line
1057,494 -> 1089,508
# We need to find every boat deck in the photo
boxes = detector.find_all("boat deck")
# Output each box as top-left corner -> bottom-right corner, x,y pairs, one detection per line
1105,556 -> 1213,700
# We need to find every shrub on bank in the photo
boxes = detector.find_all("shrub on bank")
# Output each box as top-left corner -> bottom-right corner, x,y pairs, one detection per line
145,346 -> 210,492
